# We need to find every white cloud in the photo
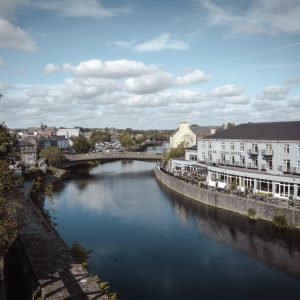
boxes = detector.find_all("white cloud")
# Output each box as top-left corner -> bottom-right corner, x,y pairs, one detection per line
32,0 -> 129,19
121,94 -> 171,108
222,95 -> 251,105
63,77 -> 119,100
284,76 -> 300,86
200,0 -> 300,35
63,59 -> 157,78
258,85 -> 289,101
124,72 -> 174,94
0,82 -> 13,90
0,0 -> 30,20
114,33 -> 190,52
0,18 -> 37,52
287,95 -> 300,107
211,84 -> 243,97
0,57 -> 4,67
176,70 -> 211,85
44,63 -> 60,74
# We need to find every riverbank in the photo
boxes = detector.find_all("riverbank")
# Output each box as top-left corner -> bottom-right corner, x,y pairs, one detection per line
4,170 -> 109,299
155,167 -> 300,229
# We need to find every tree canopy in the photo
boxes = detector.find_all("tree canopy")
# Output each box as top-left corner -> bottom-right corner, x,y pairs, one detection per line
40,147 -> 66,168
0,123 -> 21,258
0,122 -> 16,162
72,136 -> 90,154
163,143 -> 185,161
89,131 -> 111,145
119,133 -> 134,150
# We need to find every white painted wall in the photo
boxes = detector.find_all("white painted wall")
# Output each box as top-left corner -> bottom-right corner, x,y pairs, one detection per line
170,122 -> 196,148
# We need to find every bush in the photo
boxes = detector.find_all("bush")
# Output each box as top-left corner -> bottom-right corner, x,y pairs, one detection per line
163,142 -> 185,161
40,147 -> 66,167
70,242 -> 91,267
272,209 -> 288,229
247,208 -> 256,219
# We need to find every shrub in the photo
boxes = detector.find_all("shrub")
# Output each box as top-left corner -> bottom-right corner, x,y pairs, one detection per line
272,209 -> 288,229
70,242 -> 91,267
247,208 -> 256,219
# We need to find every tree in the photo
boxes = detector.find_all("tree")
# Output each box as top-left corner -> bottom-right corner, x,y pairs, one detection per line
40,147 -> 66,168
119,133 -> 134,150
0,123 -> 22,287
0,122 -> 17,162
89,131 -> 111,146
226,122 -> 235,129
72,136 -> 90,154
230,179 -> 237,193
163,143 -> 185,161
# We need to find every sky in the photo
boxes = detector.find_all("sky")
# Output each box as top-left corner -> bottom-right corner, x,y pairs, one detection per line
0,0 -> 300,129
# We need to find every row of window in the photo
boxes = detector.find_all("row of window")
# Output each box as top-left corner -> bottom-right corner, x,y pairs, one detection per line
199,154 -> 300,172
201,142 -> 300,155
210,171 -> 300,197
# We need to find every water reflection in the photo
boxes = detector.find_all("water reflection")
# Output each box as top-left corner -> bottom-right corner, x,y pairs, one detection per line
159,181 -> 300,277
45,161 -> 300,300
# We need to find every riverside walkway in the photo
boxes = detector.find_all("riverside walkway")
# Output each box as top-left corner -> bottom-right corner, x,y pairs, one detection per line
64,151 -> 162,167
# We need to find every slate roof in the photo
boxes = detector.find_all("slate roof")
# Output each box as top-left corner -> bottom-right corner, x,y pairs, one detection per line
186,145 -> 197,150
205,121 -> 300,140
190,125 -> 223,137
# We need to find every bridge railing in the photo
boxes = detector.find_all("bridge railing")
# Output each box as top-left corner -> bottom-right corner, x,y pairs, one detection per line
65,151 -> 163,162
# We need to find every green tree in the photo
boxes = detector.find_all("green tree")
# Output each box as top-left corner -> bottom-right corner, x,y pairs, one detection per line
226,122 -> 235,129
89,130 -> 111,146
119,133 -> 134,150
163,143 -> 185,161
0,123 -> 22,286
72,136 -> 90,154
40,147 -> 66,168
0,122 -> 17,161
230,179 -> 237,193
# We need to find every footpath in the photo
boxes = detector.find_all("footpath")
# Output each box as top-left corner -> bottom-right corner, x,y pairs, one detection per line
8,179 -> 108,299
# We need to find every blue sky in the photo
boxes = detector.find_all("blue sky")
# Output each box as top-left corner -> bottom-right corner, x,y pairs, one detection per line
0,0 -> 300,129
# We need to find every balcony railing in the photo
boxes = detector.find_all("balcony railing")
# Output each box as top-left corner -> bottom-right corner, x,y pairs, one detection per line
247,162 -> 258,169
248,149 -> 259,155
261,149 -> 273,156
278,165 -> 292,173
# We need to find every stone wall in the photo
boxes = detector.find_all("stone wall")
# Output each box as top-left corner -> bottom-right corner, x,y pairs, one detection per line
155,167 -> 300,229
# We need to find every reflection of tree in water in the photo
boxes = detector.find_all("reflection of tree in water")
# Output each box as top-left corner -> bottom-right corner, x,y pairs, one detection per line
74,180 -> 89,191
158,181 -> 300,278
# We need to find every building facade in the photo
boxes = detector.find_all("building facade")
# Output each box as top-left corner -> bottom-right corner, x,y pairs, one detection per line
170,122 -> 222,149
172,121 -> 300,200
57,128 -> 80,139
200,122 -> 300,199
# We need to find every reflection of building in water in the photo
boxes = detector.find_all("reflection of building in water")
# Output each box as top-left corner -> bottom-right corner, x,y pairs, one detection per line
162,183 -> 300,278
174,201 -> 189,226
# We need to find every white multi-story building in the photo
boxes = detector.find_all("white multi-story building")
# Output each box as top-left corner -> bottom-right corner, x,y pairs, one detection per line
173,121 -> 300,200
169,122 -> 222,149
57,128 -> 80,139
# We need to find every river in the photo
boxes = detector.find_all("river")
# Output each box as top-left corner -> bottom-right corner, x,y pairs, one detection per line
45,160 -> 300,300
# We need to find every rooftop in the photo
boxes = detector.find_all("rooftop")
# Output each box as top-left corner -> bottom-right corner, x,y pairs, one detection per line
205,121 -> 300,141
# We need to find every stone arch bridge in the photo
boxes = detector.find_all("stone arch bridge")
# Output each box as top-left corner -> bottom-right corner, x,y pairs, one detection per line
63,151 -> 163,168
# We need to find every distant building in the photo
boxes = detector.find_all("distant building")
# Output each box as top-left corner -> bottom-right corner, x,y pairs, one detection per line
54,136 -> 69,150
169,122 -> 223,149
38,136 -> 57,149
57,128 -> 80,139
18,138 -> 37,166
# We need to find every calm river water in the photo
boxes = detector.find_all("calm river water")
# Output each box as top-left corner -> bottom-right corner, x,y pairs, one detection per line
45,161 -> 300,300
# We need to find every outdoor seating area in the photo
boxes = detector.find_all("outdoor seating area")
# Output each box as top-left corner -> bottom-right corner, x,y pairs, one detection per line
159,165 -> 300,210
